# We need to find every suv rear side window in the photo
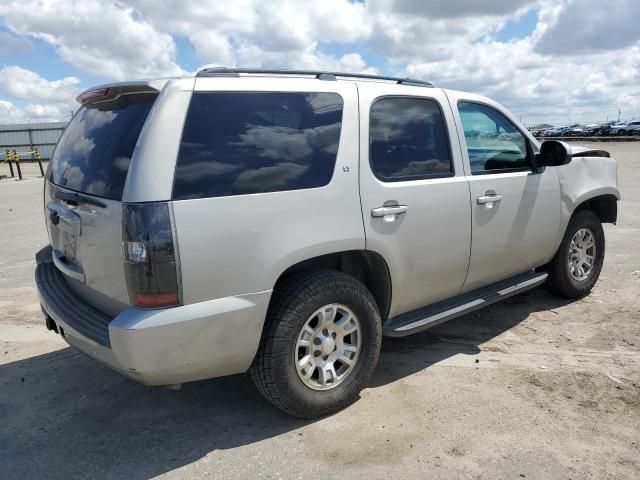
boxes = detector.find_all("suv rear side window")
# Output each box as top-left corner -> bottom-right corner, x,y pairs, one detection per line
48,94 -> 156,200
173,92 -> 344,200
369,97 -> 453,182
458,102 -> 530,174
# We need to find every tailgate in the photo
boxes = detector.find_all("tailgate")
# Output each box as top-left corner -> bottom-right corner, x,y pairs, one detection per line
44,91 -> 157,316
45,182 -> 128,316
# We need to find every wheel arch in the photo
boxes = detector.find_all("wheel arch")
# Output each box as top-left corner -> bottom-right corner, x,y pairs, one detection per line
546,191 -> 618,268
271,250 -> 393,324
572,192 -> 618,224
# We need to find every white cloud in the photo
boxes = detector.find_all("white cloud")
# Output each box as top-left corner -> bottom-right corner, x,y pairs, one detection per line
232,44 -> 377,73
0,99 -> 70,123
406,37 -> 640,124
0,0 -> 183,80
0,66 -> 80,103
392,0 -> 537,19
535,0 -> 640,55
0,100 -> 27,123
0,67 -> 79,122
402,0 -> 640,124
364,0 -> 540,63
126,0 -> 372,72
25,103 -> 72,121
189,31 -> 236,66
0,0 -> 638,124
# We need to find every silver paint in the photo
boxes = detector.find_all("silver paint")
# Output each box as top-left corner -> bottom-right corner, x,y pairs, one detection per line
37,73 -> 621,387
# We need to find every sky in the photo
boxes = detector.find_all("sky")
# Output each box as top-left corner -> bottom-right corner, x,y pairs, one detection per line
0,0 -> 638,126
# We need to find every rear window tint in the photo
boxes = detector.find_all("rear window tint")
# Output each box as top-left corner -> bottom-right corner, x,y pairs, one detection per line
173,92 -> 343,200
48,94 -> 156,200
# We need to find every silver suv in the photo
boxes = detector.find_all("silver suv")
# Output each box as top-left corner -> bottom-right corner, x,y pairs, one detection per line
36,69 -> 620,418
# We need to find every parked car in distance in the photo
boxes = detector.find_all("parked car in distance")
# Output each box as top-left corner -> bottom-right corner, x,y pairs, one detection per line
610,123 -> 631,135
555,126 -> 571,136
540,127 -> 563,137
626,121 -> 640,135
36,69 -> 620,418
583,123 -> 610,136
566,125 -> 585,137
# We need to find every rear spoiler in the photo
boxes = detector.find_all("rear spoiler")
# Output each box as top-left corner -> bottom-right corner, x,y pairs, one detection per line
76,79 -> 169,105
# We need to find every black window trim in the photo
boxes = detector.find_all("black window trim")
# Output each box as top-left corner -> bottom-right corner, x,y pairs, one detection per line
456,99 -> 534,176
369,94 -> 456,183
171,90 -> 345,200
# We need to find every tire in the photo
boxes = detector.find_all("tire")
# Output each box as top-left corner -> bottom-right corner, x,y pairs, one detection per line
250,271 -> 382,418
545,210 -> 605,299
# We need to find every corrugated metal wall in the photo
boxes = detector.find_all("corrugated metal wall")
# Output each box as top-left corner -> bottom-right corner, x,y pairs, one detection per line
0,122 -> 67,161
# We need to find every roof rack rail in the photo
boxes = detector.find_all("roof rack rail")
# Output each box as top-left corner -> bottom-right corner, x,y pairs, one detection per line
196,68 -> 433,87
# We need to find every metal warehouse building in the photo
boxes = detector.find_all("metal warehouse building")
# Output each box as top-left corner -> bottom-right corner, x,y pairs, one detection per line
0,121 -> 66,161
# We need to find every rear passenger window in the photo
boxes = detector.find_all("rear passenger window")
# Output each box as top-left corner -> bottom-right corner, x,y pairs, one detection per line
173,92 -> 343,199
369,97 -> 453,182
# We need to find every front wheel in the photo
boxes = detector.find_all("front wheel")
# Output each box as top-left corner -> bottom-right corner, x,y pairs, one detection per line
250,271 -> 382,418
545,210 -> 605,299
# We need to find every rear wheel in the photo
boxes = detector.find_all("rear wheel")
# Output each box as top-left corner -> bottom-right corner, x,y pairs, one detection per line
250,271 -> 381,418
546,210 -> 605,298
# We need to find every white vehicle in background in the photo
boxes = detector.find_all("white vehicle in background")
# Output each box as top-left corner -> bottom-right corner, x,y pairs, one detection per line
626,121 -> 640,135
610,123 -> 633,135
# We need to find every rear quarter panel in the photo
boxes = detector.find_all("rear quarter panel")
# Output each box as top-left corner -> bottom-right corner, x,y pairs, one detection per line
122,78 -> 195,203
172,78 -> 364,304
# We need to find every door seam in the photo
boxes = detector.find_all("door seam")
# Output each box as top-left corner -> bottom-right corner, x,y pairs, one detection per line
443,89 -> 473,296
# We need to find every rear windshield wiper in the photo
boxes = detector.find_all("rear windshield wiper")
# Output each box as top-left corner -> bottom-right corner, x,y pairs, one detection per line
53,189 -> 107,208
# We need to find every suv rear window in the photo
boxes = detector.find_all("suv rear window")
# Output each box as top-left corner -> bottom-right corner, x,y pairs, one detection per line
173,92 -> 343,200
48,94 -> 156,200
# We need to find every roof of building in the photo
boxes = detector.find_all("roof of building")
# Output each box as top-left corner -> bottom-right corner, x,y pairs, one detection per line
0,121 -> 67,132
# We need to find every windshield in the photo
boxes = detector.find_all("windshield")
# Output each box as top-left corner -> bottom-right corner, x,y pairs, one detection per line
48,94 -> 156,200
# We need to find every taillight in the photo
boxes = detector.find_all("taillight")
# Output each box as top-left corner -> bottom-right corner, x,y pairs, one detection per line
79,88 -> 109,103
122,202 -> 181,308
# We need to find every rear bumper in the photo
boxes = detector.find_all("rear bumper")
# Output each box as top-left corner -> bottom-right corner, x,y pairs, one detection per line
36,247 -> 271,385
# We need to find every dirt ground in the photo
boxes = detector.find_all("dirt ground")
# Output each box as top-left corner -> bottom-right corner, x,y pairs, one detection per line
1,146 -> 638,480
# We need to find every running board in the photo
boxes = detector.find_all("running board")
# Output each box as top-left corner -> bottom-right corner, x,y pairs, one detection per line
383,271 -> 548,337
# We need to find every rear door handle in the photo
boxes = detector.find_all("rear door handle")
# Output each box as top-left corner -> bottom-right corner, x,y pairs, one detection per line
477,194 -> 503,205
371,205 -> 408,218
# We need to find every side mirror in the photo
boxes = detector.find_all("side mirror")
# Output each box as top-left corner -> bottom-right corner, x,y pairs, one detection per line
537,140 -> 572,167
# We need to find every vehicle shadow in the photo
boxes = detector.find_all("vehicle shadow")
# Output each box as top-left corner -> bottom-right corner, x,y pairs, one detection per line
0,288 -> 571,479
370,287 -> 572,387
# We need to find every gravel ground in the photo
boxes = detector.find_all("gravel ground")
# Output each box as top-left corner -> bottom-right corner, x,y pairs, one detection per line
1,146 -> 639,480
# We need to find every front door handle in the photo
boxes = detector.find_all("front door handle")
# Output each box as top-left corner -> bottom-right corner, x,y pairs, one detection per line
477,194 -> 503,205
371,205 -> 408,218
